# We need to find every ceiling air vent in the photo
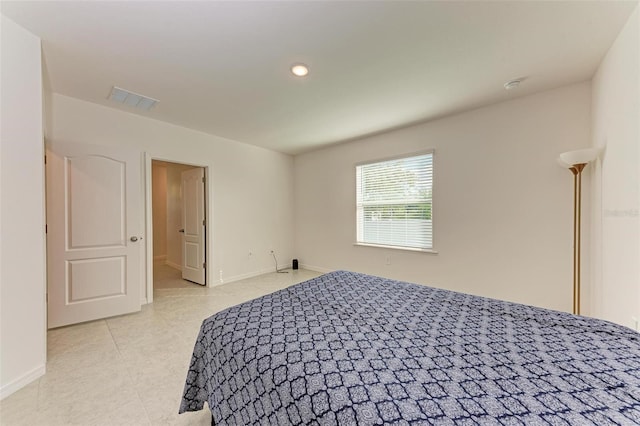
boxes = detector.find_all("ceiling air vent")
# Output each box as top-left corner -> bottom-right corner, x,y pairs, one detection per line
108,86 -> 158,111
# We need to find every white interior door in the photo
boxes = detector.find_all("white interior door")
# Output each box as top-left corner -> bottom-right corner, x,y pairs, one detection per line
181,168 -> 205,285
47,142 -> 142,328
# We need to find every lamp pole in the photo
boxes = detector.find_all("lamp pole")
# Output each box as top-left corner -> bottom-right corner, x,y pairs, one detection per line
569,163 -> 586,315
558,148 -> 600,316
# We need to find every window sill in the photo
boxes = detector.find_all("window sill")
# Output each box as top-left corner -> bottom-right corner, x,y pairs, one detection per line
353,242 -> 438,254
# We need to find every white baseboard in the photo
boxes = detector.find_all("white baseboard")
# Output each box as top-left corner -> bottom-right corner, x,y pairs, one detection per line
165,260 -> 181,271
211,265 -> 331,288
222,267 -> 275,285
0,364 -> 45,400
300,264 -> 334,274
153,255 -> 167,262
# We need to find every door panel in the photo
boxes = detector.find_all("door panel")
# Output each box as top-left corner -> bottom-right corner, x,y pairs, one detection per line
47,143 -> 142,328
184,242 -> 200,269
67,156 -> 125,248
181,168 -> 205,285
67,257 -> 125,302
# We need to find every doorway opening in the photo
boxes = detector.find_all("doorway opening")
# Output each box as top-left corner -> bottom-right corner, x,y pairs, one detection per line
151,160 -> 206,291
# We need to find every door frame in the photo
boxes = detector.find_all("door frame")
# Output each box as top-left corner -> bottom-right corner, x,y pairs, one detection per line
144,153 -> 211,304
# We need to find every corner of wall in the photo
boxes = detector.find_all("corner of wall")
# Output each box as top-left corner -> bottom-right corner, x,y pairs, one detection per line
589,4 -> 640,328
1,14 -> 47,399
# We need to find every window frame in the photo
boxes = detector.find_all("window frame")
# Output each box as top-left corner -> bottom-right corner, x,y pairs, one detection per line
354,150 -> 437,253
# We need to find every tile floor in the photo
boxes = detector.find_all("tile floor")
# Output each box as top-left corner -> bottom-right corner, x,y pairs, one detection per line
0,265 -> 322,426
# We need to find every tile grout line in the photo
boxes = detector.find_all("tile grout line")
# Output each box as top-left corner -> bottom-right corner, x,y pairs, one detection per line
35,374 -> 43,412
104,318 -> 153,426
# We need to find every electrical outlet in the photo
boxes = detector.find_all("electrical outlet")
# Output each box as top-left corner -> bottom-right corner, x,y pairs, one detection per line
219,270 -> 223,283
385,255 -> 391,265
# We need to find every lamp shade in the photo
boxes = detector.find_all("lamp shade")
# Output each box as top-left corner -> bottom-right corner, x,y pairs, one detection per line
559,148 -> 601,167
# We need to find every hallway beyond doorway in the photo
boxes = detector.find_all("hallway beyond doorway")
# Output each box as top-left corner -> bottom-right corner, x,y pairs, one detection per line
154,263 -> 202,289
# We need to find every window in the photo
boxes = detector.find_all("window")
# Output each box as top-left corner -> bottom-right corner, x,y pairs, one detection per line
356,151 -> 433,250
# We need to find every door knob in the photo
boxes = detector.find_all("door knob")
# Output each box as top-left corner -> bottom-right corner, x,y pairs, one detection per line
179,229 -> 185,233
130,236 -> 139,242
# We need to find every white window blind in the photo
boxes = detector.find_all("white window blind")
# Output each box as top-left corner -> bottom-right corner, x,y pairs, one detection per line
356,152 -> 433,250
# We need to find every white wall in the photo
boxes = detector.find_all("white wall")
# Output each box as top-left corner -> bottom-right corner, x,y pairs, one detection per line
0,16 -> 47,399
294,83 -> 592,313
48,93 -> 295,296
591,5 -> 640,329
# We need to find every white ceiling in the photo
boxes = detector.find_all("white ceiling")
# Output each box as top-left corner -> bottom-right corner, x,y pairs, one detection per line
2,1 -> 637,154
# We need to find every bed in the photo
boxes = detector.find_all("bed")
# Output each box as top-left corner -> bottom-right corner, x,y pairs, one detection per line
180,270 -> 640,425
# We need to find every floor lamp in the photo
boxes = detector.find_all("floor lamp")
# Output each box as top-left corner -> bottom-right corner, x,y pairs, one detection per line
557,148 -> 600,315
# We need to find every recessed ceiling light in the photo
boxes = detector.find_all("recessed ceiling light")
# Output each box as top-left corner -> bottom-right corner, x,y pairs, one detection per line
291,63 -> 309,77
504,79 -> 522,90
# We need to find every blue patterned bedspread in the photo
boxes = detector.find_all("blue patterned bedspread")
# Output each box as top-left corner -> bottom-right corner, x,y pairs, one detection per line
180,270 -> 640,425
